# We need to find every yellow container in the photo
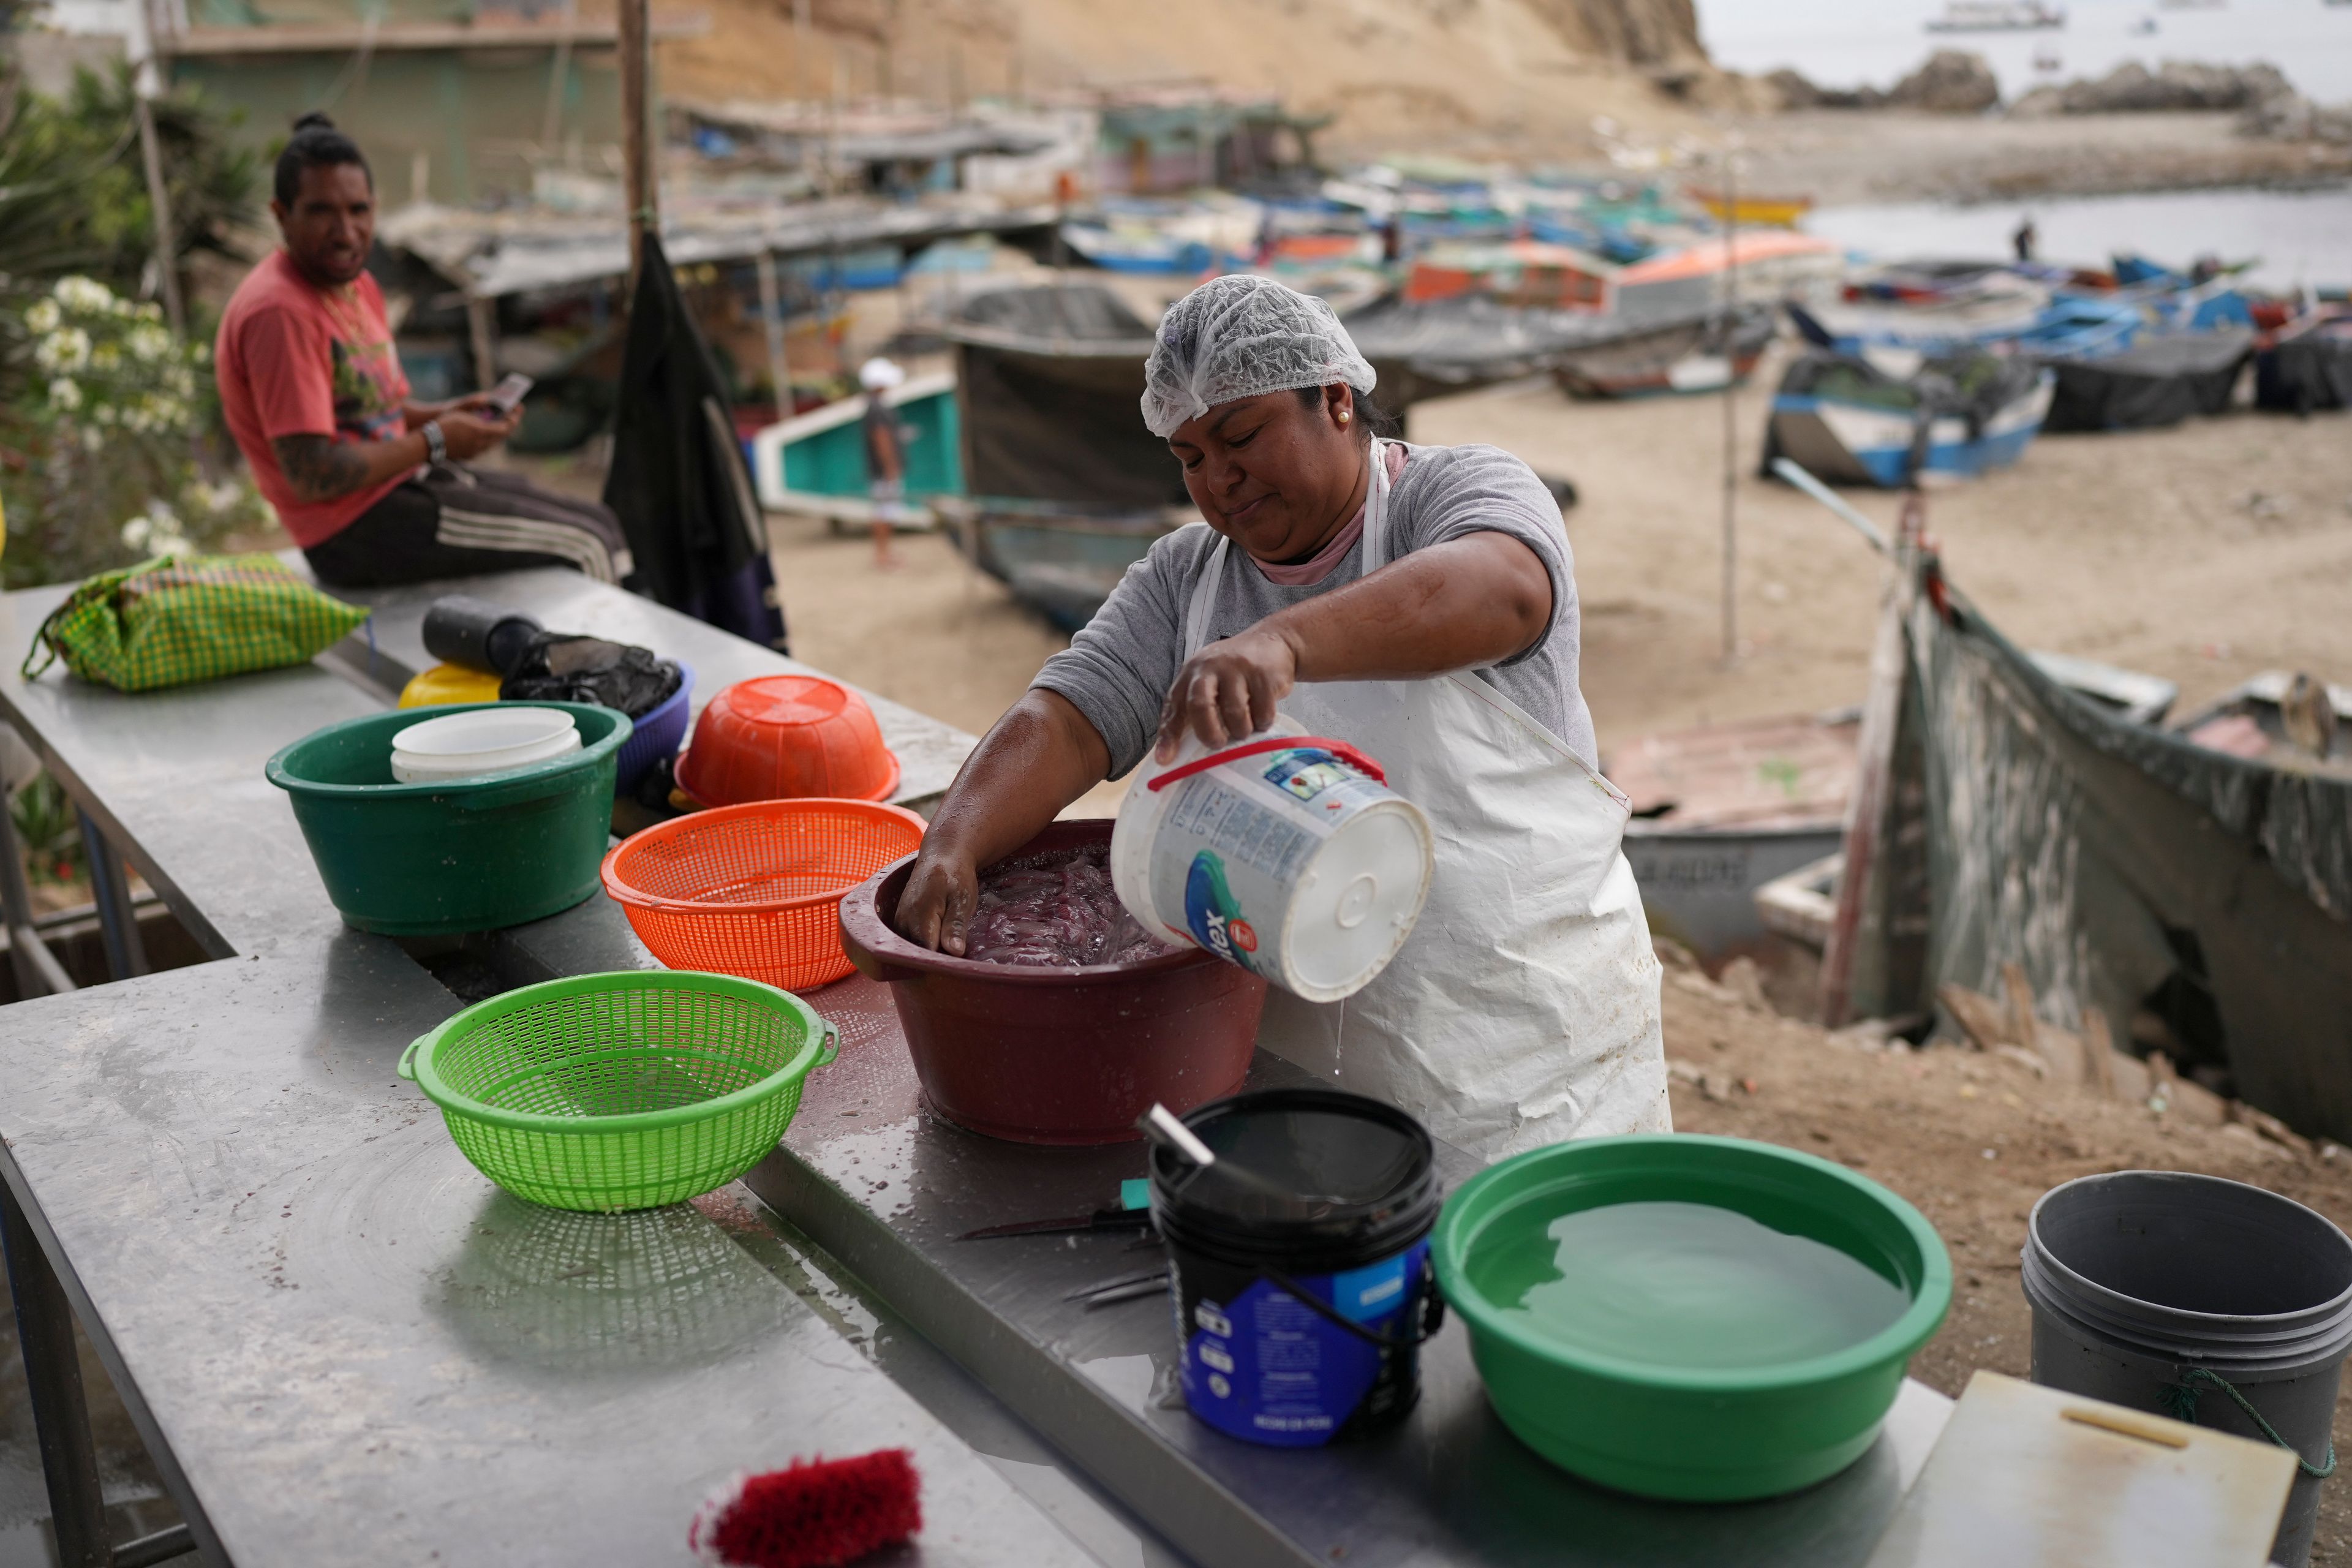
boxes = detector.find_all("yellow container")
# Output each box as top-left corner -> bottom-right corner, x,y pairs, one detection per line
399,663 -> 503,709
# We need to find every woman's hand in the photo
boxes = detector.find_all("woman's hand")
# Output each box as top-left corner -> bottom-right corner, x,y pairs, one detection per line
891,689 -> 1113,954
1153,625 -> 1300,762
896,839 -> 979,957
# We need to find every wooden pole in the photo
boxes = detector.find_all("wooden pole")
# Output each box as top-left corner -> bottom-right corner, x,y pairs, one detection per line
1718,145 -> 1737,666
128,0 -> 186,337
753,249 -> 789,416
617,0 -> 655,285
540,0 -> 576,158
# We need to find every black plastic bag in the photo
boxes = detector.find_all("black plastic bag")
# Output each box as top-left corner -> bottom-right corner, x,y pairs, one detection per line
499,633 -> 680,718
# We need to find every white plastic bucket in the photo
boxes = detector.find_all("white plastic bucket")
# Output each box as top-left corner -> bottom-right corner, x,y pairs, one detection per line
390,706 -> 580,784
1111,726 -> 1433,1002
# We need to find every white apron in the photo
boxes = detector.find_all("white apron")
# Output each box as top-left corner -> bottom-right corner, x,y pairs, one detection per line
1179,440 -> 1669,1162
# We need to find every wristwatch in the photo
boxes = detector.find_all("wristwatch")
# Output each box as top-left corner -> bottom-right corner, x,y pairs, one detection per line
421,419 -> 447,466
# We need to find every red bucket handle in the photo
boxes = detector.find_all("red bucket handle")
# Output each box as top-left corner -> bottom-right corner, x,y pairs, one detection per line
1145,735 -> 1386,793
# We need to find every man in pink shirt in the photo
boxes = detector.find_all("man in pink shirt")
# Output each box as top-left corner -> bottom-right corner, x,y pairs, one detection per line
216,113 -> 631,589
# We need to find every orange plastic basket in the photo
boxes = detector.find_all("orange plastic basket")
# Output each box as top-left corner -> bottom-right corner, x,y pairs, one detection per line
601,799 -> 927,990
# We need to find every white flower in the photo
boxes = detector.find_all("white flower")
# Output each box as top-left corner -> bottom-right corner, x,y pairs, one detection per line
91,342 -> 121,371
47,377 -> 83,411
192,343 -> 211,364
80,426 -> 103,453
53,276 -> 111,314
121,516 -> 151,549
128,324 -> 171,363
26,299 -> 61,334
138,302 -> 162,322
34,327 -> 92,374
92,403 -> 117,426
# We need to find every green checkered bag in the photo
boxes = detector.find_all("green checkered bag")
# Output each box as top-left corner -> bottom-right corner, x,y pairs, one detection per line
21,554 -> 371,692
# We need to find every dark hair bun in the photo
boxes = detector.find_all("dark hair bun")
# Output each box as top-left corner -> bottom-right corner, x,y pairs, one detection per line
291,111 -> 337,133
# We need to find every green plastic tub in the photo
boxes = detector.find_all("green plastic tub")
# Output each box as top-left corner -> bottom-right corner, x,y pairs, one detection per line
266,701 -> 630,935
399,970 -> 837,1212
1433,1134 -> 1951,1502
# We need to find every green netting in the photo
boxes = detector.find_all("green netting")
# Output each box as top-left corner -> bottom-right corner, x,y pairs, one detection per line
405,973 -> 834,1213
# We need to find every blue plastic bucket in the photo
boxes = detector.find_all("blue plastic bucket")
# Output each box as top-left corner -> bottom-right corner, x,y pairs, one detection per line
1150,1089 -> 1442,1447
614,660 -> 694,794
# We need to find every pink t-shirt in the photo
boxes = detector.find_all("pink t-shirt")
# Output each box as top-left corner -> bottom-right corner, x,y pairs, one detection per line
216,251 -> 412,548
1251,443 -> 1409,587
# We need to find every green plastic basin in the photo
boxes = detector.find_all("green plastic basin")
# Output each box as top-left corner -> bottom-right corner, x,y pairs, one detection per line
266,701 -> 631,936
1432,1134 -> 1951,1502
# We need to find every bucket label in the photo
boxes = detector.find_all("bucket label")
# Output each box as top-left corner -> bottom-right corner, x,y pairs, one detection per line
1262,749 -> 1356,805
1140,745 -> 1417,995
1183,850 -> 1260,976
1174,1240 -> 1430,1448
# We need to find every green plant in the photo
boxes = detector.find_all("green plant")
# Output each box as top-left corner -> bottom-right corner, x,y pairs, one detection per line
9,771 -> 85,886
0,63 -> 257,315
2,273 -> 272,588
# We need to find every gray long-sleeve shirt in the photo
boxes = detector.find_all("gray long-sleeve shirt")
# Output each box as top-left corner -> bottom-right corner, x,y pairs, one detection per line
1033,440 -> 1596,780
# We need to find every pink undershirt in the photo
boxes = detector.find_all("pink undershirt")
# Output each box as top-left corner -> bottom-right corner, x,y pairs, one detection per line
1251,443 -> 1409,587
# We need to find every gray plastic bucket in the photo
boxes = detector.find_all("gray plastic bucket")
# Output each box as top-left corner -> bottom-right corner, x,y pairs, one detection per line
2021,1170 -> 2352,1567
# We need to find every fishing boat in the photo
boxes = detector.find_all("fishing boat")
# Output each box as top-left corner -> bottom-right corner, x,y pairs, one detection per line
1402,241 -> 1615,310
935,497 -> 1193,631
1790,285 -> 2138,365
934,282 -> 1194,626
1058,222 -> 1222,274
1610,710 -> 1859,959
1610,231 -> 1845,321
1763,349 -> 2055,487
2041,329 -> 2254,431
1341,293 -> 1632,408
1551,303 -> 1777,399
1927,0 -> 2064,28
2255,306 -> 2352,413
1684,188 -> 1815,229
749,371 -> 959,529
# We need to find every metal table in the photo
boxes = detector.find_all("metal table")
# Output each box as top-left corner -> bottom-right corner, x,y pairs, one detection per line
1,567 -> 1953,1568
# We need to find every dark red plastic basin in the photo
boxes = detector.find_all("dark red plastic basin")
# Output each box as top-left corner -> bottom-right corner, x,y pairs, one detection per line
837,820 -> 1267,1145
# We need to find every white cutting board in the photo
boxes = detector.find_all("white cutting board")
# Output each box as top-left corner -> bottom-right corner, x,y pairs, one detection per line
1864,1371 -> 2297,1568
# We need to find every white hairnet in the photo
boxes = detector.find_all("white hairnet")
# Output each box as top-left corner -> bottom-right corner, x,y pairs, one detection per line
1140,274 -> 1377,439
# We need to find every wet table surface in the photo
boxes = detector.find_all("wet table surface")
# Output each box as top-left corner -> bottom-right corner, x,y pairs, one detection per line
0,567 -> 1952,1567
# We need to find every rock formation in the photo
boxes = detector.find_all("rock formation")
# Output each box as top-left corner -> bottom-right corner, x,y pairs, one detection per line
1770,50 -> 1999,115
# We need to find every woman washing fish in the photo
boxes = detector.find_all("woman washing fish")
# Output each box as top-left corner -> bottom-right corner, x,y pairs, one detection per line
897,274 -> 1667,1161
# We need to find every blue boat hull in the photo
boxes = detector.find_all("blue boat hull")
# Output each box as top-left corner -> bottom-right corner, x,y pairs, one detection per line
1768,372 -> 2055,488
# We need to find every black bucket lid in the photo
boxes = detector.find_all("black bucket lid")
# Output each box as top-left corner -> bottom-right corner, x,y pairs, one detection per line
1150,1089 -> 1439,1268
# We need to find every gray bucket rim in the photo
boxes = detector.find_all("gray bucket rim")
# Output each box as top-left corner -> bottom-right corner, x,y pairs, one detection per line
2022,1245 -> 2352,1377
2025,1171 -> 2352,1362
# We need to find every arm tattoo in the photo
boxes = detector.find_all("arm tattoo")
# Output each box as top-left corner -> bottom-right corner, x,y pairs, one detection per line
271,434 -> 371,503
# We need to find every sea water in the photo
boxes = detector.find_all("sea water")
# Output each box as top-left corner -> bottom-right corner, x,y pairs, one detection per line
1476,1200 -> 1913,1370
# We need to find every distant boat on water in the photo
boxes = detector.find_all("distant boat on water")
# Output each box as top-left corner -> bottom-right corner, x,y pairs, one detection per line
1926,1 -> 2065,31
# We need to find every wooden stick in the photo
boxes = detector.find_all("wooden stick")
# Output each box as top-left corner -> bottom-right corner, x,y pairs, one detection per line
617,0 -> 655,285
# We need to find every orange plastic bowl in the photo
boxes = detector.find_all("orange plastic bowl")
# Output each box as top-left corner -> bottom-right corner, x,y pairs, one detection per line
675,675 -> 900,807
602,798 -> 927,990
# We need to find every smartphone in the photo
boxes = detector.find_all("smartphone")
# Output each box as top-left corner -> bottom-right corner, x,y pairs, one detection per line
485,373 -> 535,415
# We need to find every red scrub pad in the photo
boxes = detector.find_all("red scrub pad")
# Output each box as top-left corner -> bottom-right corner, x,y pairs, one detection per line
688,1449 -> 922,1568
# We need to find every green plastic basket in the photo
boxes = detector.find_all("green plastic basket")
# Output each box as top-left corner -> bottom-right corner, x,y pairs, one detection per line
399,970 -> 837,1212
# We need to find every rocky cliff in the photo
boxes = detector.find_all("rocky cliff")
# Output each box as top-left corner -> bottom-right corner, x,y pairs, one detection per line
658,0 -> 1720,159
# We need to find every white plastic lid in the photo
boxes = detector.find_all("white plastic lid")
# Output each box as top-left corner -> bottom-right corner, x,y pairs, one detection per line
393,706 -> 576,759
1281,800 -> 1433,1001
